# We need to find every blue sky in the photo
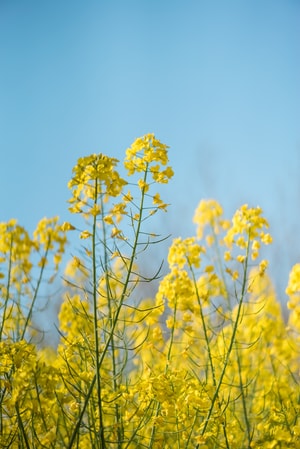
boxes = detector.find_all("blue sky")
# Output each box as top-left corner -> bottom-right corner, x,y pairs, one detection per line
1,0 -> 299,299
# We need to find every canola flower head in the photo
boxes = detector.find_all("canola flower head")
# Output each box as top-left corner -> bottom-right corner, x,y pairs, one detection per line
286,264 -> 300,325
152,193 -> 169,211
0,220 -> 34,281
33,216 -> 68,269
286,263 -> 300,298
193,199 -> 229,240
68,152 -> 128,216
61,221 -> 76,231
124,133 -> 174,184
167,236 -> 204,270
224,204 -> 271,261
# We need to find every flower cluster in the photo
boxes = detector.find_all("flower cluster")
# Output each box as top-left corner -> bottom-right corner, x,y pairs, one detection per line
33,216 -> 67,268
167,236 -> 204,269
0,216 -> 67,341
193,199 -> 230,242
286,263 -> 300,333
224,204 -> 272,261
124,133 -> 173,183
0,219 -> 33,286
67,135 -> 173,243
124,134 -> 173,217
68,153 -> 128,219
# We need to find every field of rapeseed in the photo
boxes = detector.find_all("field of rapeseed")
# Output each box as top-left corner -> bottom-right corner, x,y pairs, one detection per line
1,134 -> 300,448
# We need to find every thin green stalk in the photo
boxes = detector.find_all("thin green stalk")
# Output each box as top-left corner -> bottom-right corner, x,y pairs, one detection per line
34,375 -> 49,433
21,240 -> 50,340
236,348 -> 252,447
148,300 -> 178,448
0,236 -> 13,437
184,412 -> 200,448
0,238 -> 52,445
91,178 -> 106,449
100,192 -> 123,448
197,235 -> 251,443
270,355 -> 293,438
210,226 -> 230,305
166,299 -> 177,372
15,401 -> 31,449
67,168 -> 149,449
189,262 -> 217,389
123,399 -> 155,449
221,413 -> 231,449
190,258 -> 231,448
0,234 -> 13,341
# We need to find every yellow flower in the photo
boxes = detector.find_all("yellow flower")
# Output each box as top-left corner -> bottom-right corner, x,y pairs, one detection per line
259,259 -> 268,276
261,232 -> 272,244
68,153 -> 127,217
224,250 -> 231,261
286,263 -> 300,297
167,237 -> 204,269
111,227 -> 123,238
286,264 -> 300,324
152,193 -> 168,211
80,230 -> 92,239
103,214 -> 114,225
137,179 -> 149,192
224,204 -> 271,263
61,221 -> 76,231
193,199 -> 224,240
124,134 -> 173,184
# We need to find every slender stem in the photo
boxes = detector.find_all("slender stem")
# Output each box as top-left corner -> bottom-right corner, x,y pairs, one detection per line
100,192 -> 123,448
166,299 -> 177,372
21,240 -> 50,340
15,401 -> 31,449
91,178 -> 106,448
0,234 -> 13,341
149,299 -> 178,448
270,355 -> 293,438
198,235 -> 250,441
67,167 -> 149,449
191,259 -> 231,445
0,235 -> 13,436
211,226 -> 230,305
236,348 -> 252,446
190,263 -> 217,388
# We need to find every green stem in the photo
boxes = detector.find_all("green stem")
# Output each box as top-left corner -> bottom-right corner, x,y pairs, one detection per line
15,401 -> 31,449
100,193 -> 123,448
236,348 -> 252,446
270,355 -> 293,438
198,235 -> 250,441
191,259 -> 231,446
21,240 -> 50,340
211,227 -> 230,306
0,234 -> 13,341
0,235 -> 13,436
149,300 -> 178,448
190,263 -> 217,389
67,168 -> 149,449
91,179 -> 106,449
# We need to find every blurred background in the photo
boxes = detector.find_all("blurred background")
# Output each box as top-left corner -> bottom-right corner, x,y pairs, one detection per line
1,0 -> 299,311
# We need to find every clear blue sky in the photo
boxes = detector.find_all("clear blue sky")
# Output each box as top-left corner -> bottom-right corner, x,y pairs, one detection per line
1,0 -> 299,299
